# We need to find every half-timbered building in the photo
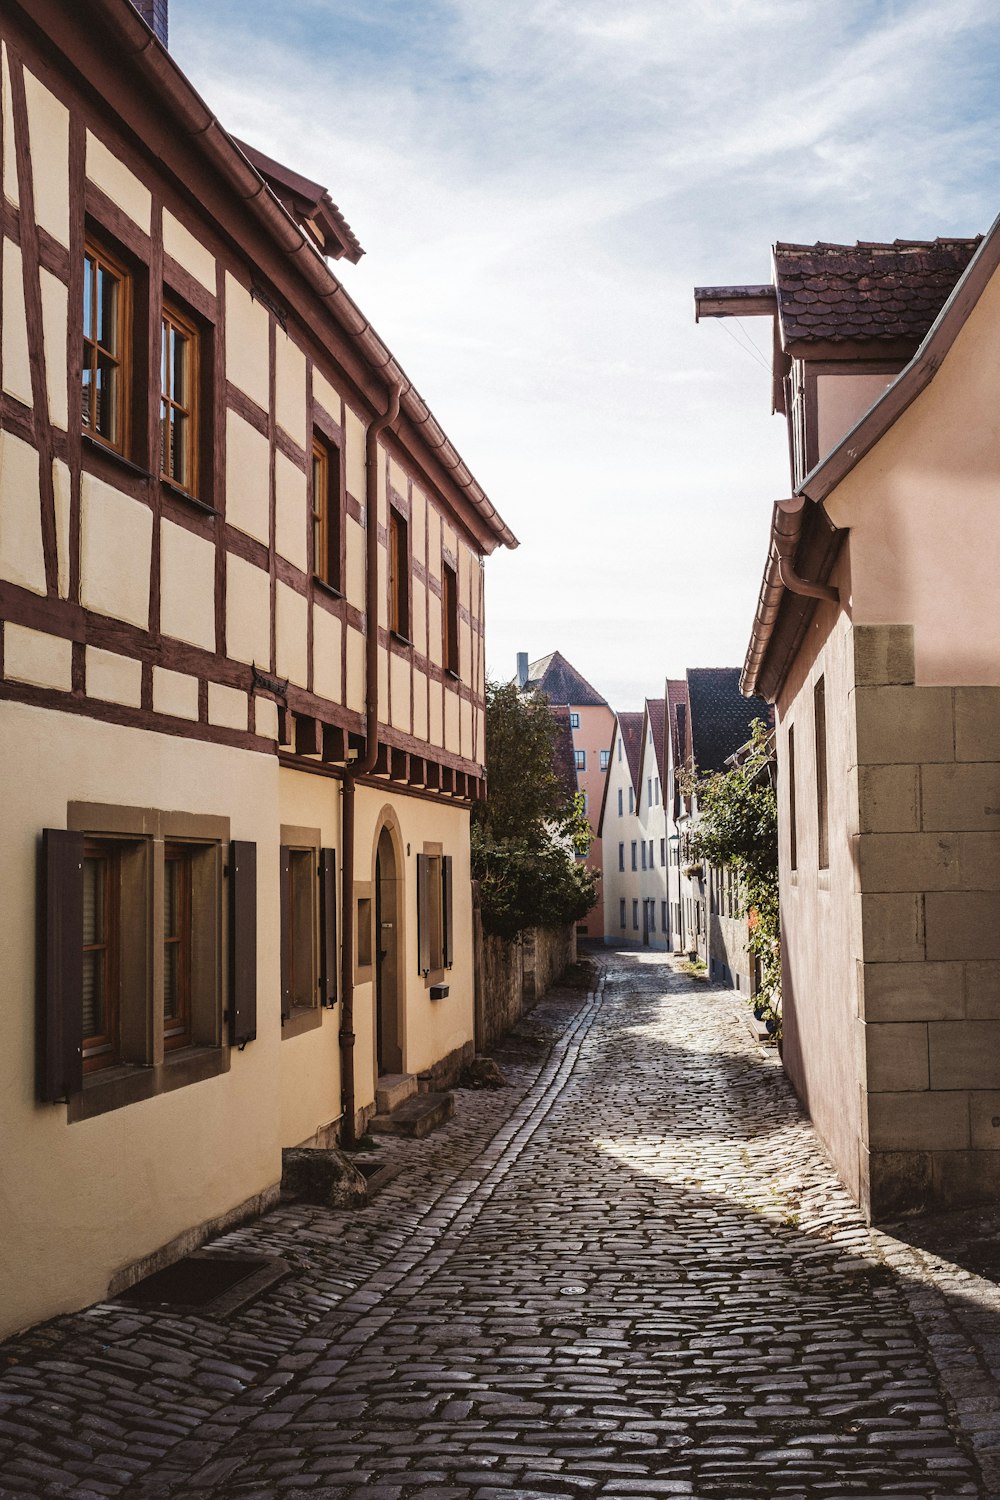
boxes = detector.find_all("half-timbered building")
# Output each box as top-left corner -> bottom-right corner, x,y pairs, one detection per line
0,0 -> 516,1337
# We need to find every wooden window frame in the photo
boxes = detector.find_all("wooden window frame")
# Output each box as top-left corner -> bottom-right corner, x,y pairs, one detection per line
163,842 -> 194,1052
160,299 -> 200,497
312,432 -> 343,593
442,561 -> 459,676
574,749 -> 586,771
82,841 -> 120,1073
417,849 -> 454,982
82,238 -> 132,455
619,898 -> 626,929
388,507 -> 410,641
279,829 -> 337,1039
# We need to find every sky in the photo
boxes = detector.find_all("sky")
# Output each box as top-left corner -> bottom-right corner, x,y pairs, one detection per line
169,0 -> 1000,711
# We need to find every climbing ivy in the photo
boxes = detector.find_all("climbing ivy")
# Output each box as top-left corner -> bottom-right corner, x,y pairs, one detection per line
691,720 -> 781,1026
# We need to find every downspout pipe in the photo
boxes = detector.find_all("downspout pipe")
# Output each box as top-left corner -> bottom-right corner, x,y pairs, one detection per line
339,381 -> 404,1149
773,497 -> 840,604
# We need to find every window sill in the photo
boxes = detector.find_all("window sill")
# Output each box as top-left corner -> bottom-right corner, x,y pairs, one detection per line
82,434 -> 153,481
69,1046 -> 228,1122
281,1005 -> 323,1040
390,630 -> 413,648
313,578 -> 345,602
160,476 -> 217,516
444,668 -> 461,682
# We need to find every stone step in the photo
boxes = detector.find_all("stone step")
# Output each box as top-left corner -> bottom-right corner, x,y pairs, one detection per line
375,1072 -> 418,1115
368,1091 -> 455,1140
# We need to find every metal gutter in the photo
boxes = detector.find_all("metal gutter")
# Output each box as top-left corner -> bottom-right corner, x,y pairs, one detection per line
93,0 -> 518,552
741,210 -> 1000,699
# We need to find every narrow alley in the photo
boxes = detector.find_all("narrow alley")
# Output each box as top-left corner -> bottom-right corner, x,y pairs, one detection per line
2,952 -> 998,1500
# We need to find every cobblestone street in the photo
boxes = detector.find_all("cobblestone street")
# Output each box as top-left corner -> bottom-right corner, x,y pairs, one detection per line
3,949 -> 1000,1499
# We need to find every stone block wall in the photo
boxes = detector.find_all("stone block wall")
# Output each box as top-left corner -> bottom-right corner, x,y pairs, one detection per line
853,625 -> 1000,1217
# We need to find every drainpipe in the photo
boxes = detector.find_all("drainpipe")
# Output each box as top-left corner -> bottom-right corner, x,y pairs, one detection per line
773,496 -> 839,603
339,380 -> 404,1148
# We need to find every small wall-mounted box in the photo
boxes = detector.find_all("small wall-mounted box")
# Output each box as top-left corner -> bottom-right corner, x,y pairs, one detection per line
429,984 -> 449,1000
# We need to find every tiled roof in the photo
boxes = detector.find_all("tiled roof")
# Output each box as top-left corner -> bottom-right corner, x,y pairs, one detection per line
525,651 -> 608,708
645,698 -> 667,783
773,239 -> 981,346
618,712 -> 644,790
234,138 -> 365,264
686,668 -> 771,775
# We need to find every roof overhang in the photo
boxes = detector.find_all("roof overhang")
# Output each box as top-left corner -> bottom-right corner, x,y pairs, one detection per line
693,285 -> 777,321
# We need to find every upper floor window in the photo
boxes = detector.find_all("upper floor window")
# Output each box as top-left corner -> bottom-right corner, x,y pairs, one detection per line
389,508 -> 410,639
617,788 -> 623,817
312,434 -> 342,591
574,749 -> 586,771
600,749 -> 610,771
788,723 -> 798,872
442,562 -> 459,675
160,303 -> 199,495
618,842 -> 625,871
628,787 -> 634,814
814,678 -> 829,869
570,712 -> 580,729
630,840 -> 637,871
83,240 -> 129,452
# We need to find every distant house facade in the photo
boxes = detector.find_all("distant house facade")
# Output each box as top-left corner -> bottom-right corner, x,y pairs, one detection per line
599,711 -> 644,944
0,0 -> 515,1338
698,233 -> 1000,1220
519,651 -> 614,939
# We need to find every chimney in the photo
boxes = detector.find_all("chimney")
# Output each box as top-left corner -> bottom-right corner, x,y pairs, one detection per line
516,652 -> 529,689
133,0 -> 168,46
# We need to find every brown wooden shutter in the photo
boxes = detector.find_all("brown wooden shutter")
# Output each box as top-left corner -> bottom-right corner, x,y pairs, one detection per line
442,855 -> 454,970
229,840 -> 257,1047
319,847 -> 337,1007
278,845 -> 291,1021
416,853 -> 430,976
38,829 -> 84,1102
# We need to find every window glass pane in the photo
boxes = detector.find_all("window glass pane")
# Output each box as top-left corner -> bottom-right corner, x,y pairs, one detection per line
83,256 -> 94,341
170,326 -> 187,403
97,265 -> 118,351
95,356 -> 118,441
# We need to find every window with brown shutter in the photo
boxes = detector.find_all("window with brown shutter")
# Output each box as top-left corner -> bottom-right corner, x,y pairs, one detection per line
279,830 -> 330,1038
416,849 -> 454,979
442,562 -> 459,676
389,508 -> 410,639
312,434 -> 342,591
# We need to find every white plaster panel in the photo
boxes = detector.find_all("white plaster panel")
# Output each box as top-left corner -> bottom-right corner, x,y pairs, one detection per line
2,239 -> 32,405
345,515 -> 365,610
346,626 -> 364,712
2,47 -> 19,207
376,542 -> 387,629
0,431 -> 46,595
426,590 -> 442,668
312,604 -> 342,703
39,268 -> 68,430
274,450 -> 307,572
160,519 -> 216,651
410,487 -> 426,564
389,457 -> 407,503
85,132 -> 151,233
460,696 -> 473,758
80,475 -> 152,629
52,458 -> 70,598
275,581 -> 308,687
162,210 -> 215,293
411,578 -> 426,655
412,669 -> 428,741
376,447 -> 387,526
428,679 -> 443,747
225,410 -> 270,544
345,405 -> 366,502
274,332 -> 307,450
23,69 -> 69,247
152,666 -> 199,721
224,273 -> 269,411
444,687 -> 460,753
86,646 -> 142,708
208,682 -> 248,732
225,552 -> 271,667
377,650 -> 388,716
3,623 -> 71,691
312,368 -> 341,426
426,506 -> 441,579
390,652 -> 411,733
255,697 -> 279,740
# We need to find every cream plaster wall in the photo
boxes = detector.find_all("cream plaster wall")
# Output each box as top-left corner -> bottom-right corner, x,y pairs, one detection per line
346,626 -> 365,713
152,666 -> 199,721
2,47 -> 19,207
345,516 -> 365,611
225,411 -> 271,545
0,430 -> 46,594
53,458 -> 70,598
22,69 -> 69,248
207,682 -> 248,731
39,268 -> 68,430
354,787 -> 474,1090
312,605 -> 342,703
0,704 -> 283,1340
2,238 -> 32,405
85,131 -> 151,232
390,652 -> 411,732
601,718 -> 640,943
224,273 -> 269,412
160,519 -> 216,651
86,646 -> 142,708
274,332 -> 307,450
275,580 -> 308,687
225,553 -> 271,668
823,267 -> 1000,687
345,406 -> 366,502
162,210 -> 215,293
4,622 -> 72,691
79,476 -> 152,629
815,372 -> 895,461
274,451 -> 307,572
312,369 -> 341,426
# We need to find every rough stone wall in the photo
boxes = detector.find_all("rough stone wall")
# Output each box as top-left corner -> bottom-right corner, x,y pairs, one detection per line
477,925 -> 576,1052
528,925 -> 578,1005
854,624 -> 1000,1218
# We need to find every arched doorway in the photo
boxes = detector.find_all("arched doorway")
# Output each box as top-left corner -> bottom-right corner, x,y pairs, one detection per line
375,824 -> 403,1075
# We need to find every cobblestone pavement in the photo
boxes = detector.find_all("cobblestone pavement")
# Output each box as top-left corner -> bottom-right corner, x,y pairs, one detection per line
3,948 -> 1000,1499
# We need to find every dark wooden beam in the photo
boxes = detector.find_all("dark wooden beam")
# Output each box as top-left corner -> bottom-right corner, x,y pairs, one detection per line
390,747 -> 409,782
321,722 -> 347,762
694,285 -> 776,321
295,715 -> 320,756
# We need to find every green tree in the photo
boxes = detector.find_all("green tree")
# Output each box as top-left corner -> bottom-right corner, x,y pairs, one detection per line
472,679 -> 598,939
692,720 -> 781,1019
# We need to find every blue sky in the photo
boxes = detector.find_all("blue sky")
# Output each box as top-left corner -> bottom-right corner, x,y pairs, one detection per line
170,0 -> 1000,709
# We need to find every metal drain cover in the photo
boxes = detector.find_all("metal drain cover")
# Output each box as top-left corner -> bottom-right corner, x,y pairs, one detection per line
113,1252 -> 288,1315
